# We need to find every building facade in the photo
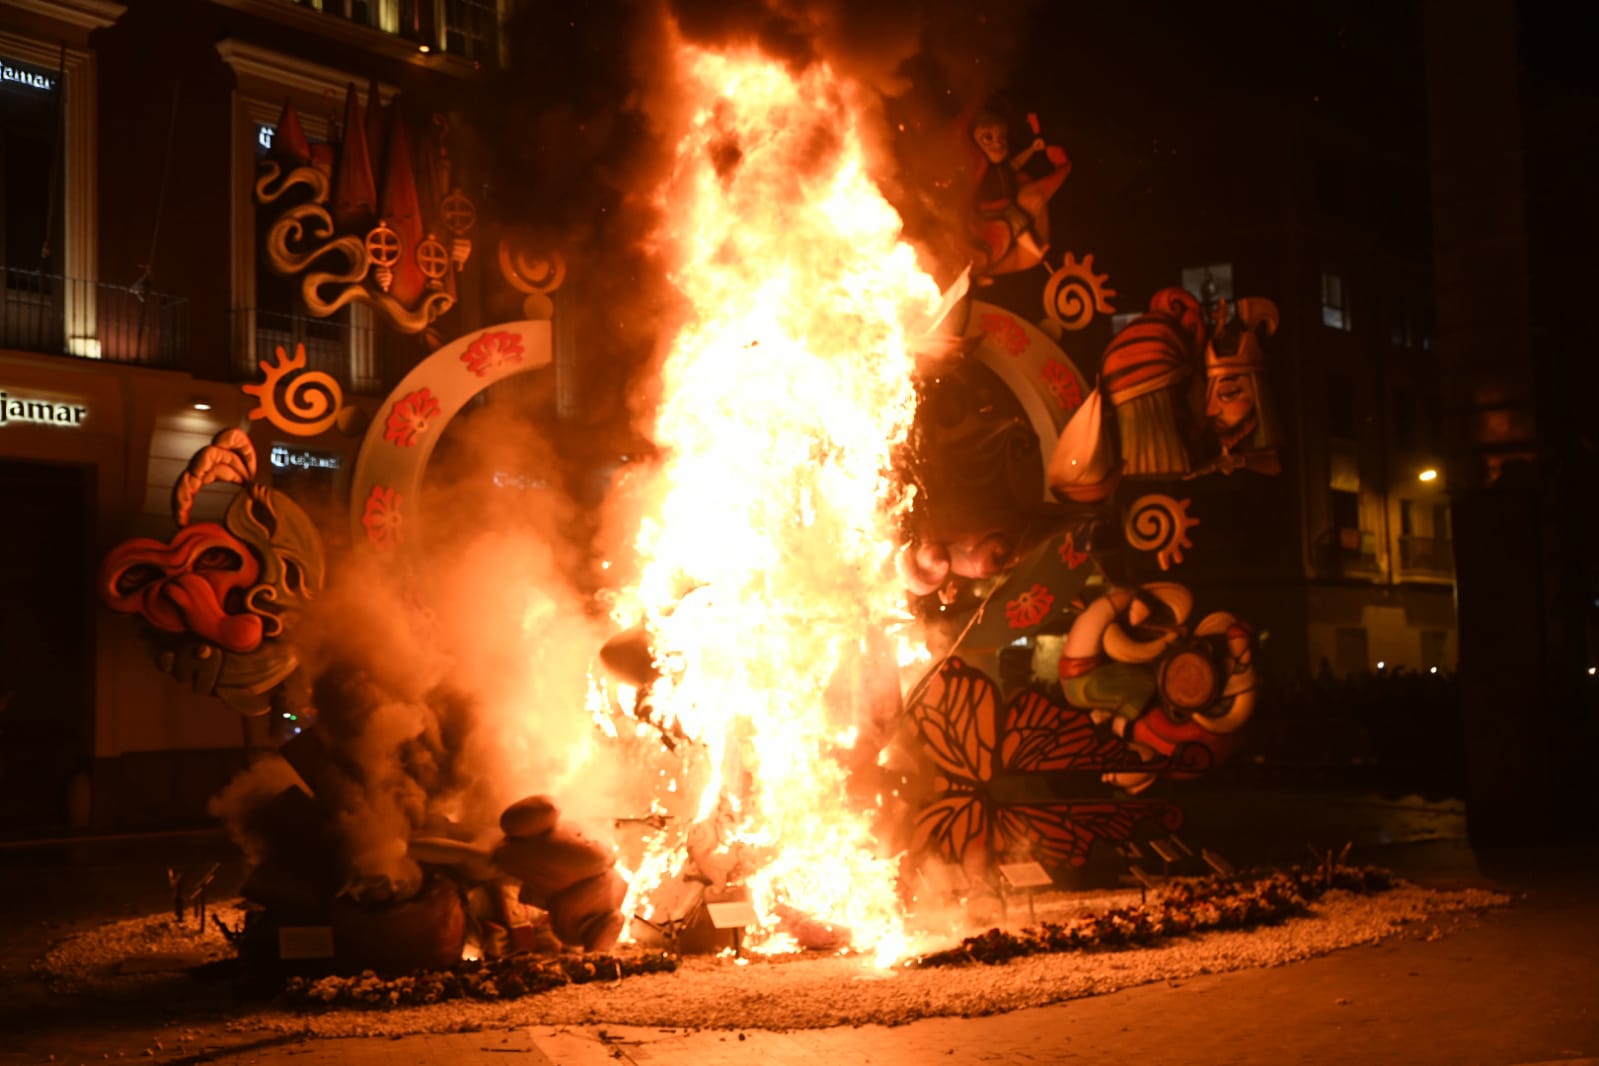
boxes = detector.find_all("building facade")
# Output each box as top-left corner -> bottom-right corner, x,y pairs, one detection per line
0,0 -> 511,835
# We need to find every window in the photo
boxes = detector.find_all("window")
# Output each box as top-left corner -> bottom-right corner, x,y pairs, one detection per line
287,0 -> 393,32
443,0 -> 501,62
1109,310 -> 1141,335
1,55 -> 60,273
1331,488 -> 1360,531
1,53 -> 63,349
1181,262 -> 1233,313
1326,373 -> 1356,438
1399,499 -> 1454,572
0,32 -> 100,359
1321,270 -> 1351,331
1329,447 -> 1360,493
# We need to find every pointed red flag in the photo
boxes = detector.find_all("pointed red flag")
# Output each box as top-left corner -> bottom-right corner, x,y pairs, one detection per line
269,99 -> 311,168
378,99 -> 426,305
332,84 -> 378,231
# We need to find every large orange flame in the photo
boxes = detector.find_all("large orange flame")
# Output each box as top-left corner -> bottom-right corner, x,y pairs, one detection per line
614,39 -> 941,962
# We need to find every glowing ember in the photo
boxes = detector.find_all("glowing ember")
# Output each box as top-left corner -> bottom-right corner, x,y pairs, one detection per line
615,39 -> 941,963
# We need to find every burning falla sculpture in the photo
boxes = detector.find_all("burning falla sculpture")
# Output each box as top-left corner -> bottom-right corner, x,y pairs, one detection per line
96,52 -> 1282,969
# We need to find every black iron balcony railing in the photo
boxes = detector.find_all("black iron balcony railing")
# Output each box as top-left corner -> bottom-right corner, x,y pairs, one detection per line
1317,526 -> 1380,578
232,307 -> 389,396
1399,534 -> 1455,575
288,0 -> 500,61
1,269 -> 190,368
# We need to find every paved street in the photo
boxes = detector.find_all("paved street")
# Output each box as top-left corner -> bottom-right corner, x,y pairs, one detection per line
0,794 -> 1594,1066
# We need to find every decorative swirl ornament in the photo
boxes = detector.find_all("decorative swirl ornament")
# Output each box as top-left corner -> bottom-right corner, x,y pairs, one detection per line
497,232 -> 566,320
253,162 -> 327,207
417,234 -> 450,290
366,221 -> 401,292
257,161 -> 455,334
241,343 -> 362,437
442,190 -> 477,269
1123,493 -> 1200,571
1042,252 -> 1117,332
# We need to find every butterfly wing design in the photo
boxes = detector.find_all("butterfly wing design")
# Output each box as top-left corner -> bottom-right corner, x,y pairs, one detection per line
994,801 -> 1184,868
1000,688 -> 1149,773
906,658 -> 1000,866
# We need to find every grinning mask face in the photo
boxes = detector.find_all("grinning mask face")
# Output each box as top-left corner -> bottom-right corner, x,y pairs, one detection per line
100,524 -> 265,653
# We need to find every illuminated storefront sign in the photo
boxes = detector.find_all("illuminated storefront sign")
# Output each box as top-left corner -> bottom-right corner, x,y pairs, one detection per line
0,59 -> 55,93
270,443 -> 340,471
0,390 -> 87,427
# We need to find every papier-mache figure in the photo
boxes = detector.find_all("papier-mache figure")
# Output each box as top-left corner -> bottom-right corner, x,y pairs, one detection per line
967,110 -> 1071,278
1057,584 -> 1259,794
98,429 -> 324,715
1057,583 -> 1193,727
1099,287 -> 1208,477
1193,297 -> 1283,476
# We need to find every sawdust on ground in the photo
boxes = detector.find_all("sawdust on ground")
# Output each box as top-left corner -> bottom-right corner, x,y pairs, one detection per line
34,883 -> 1509,1037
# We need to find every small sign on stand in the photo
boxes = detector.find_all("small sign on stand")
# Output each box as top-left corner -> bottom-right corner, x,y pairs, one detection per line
705,899 -> 760,959
998,861 -> 1054,925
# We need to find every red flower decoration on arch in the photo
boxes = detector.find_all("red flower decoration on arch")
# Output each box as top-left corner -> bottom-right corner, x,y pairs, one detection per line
362,485 -> 403,550
1005,582 -> 1055,629
1041,357 -> 1084,411
980,313 -> 1029,356
461,331 -> 524,378
383,388 -> 441,448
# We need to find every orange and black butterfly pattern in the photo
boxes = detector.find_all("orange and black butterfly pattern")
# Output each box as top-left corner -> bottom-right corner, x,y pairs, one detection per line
907,657 -> 1183,872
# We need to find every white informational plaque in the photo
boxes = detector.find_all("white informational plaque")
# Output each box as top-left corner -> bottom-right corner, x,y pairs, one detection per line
998,861 -> 1054,890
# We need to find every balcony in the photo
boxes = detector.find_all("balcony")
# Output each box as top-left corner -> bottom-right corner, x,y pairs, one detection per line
1,270 -> 190,369
1318,527 -> 1380,579
1399,534 -> 1455,576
